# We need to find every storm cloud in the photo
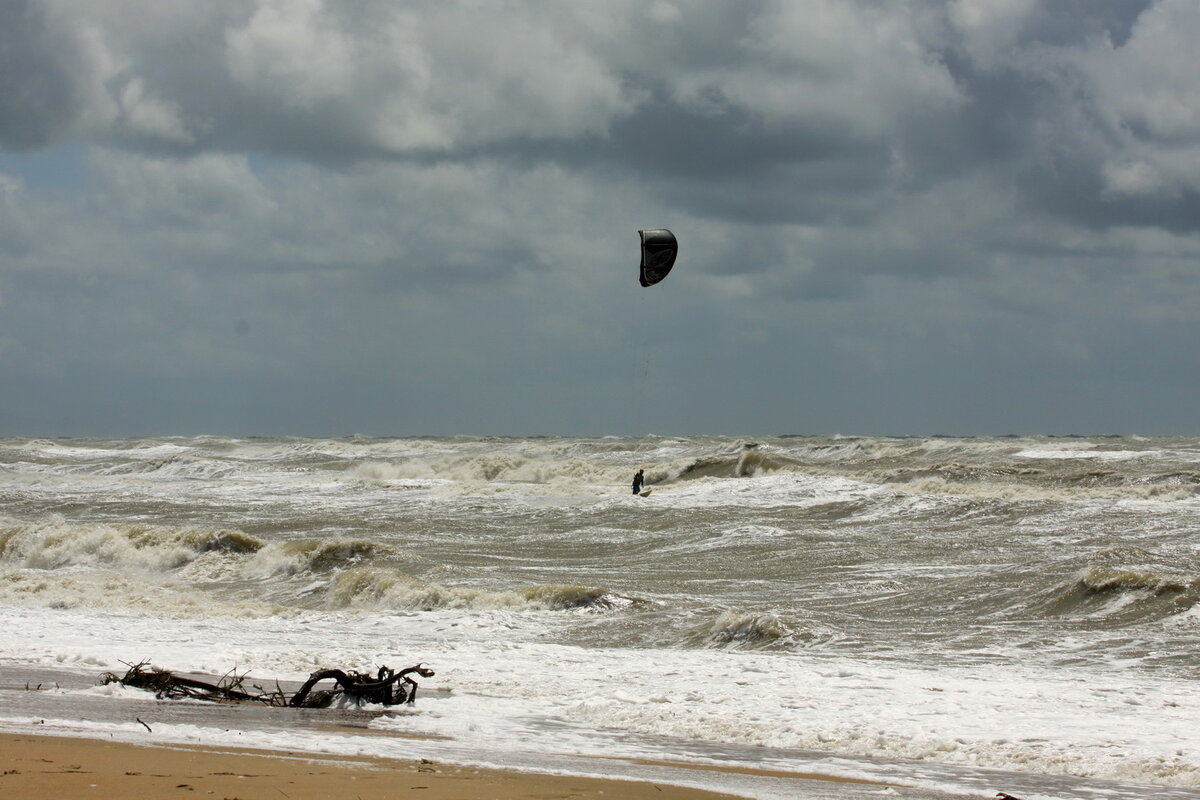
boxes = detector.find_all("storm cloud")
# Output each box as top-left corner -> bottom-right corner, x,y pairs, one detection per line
2,0 -> 1198,436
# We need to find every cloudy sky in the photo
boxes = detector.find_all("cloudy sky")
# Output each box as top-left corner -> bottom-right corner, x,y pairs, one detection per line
2,0 -> 1198,437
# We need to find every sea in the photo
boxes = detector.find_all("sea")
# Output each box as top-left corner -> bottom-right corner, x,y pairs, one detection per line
2,434 -> 1200,800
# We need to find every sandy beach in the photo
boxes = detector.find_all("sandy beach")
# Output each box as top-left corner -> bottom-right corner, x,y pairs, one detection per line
0,733 -> 750,800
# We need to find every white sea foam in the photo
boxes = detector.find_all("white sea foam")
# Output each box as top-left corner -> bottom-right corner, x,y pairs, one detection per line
2,601 -> 1198,792
1015,447 -> 1158,461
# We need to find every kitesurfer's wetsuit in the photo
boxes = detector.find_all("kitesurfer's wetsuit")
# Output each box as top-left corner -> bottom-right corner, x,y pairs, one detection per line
632,471 -> 644,495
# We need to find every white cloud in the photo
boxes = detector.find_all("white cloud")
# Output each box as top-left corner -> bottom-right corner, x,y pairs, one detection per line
669,0 -> 962,139
1039,0 -> 1200,199
112,76 -> 194,145
1083,0 -> 1200,139
89,150 -> 275,229
948,0 -> 1038,67
35,5 -> 195,146
225,0 -> 362,108
223,0 -> 637,152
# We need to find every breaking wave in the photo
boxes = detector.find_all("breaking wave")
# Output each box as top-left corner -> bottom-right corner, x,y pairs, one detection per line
1047,567 -> 1200,620
686,610 -> 793,649
664,442 -> 797,483
678,609 -> 835,651
242,539 -> 385,578
325,567 -> 635,613
1042,547 -> 1200,621
0,518 -> 264,572
348,456 -> 627,485
347,440 -> 809,487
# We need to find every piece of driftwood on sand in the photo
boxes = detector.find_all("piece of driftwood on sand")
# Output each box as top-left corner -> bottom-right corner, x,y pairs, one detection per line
102,661 -> 435,708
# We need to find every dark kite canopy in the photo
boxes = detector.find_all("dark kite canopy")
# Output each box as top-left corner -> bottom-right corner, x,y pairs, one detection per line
638,229 -> 677,287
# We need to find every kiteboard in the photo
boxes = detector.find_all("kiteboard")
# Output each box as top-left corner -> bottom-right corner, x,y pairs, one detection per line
639,488 -> 653,497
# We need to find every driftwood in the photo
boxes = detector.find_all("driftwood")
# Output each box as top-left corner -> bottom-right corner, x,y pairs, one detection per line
102,661 -> 434,708
289,665 -> 435,708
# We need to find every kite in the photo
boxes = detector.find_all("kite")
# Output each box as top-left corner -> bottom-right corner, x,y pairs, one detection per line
638,229 -> 677,287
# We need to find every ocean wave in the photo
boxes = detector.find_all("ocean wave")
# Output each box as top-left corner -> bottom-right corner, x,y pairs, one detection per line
664,443 -> 799,483
0,568 -> 283,617
347,456 -> 627,485
676,609 -> 839,651
1044,558 -> 1200,621
324,567 -> 634,613
344,440 -> 811,487
95,455 -> 241,480
870,471 -> 1200,504
241,539 -> 384,579
519,584 -> 633,610
685,610 -> 792,649
14,440 -> 193,461
0,518 -> 264,572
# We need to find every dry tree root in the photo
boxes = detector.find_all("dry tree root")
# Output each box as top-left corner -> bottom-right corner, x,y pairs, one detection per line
101,661 -> 434,708
101,661 -> 280,704
289,664 -> 436,708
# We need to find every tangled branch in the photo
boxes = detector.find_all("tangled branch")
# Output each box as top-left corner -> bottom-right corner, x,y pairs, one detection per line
101,661 -> 434,708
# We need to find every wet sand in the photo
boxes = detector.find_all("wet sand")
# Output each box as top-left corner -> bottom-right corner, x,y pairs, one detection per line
0,667 -> 909,800
0,732 -> 746,800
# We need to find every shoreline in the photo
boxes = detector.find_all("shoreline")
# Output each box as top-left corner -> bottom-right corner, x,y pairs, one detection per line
0,663 -> 903,800
0,732 -> 752,800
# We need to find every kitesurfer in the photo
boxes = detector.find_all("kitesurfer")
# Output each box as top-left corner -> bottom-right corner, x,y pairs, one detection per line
632,469 -> 645,495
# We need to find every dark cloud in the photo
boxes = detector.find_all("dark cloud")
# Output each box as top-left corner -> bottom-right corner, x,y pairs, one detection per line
1018,151 -> 1200,234
0,0 -> 85,149
1017,0 -> 1153,48
607,88 -> 849,179
3,0 -> 1200,436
